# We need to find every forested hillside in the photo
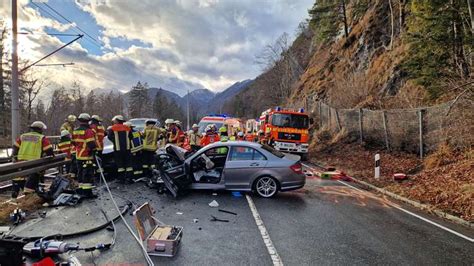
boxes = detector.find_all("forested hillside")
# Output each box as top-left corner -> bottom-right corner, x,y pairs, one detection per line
225,0 -> 473,117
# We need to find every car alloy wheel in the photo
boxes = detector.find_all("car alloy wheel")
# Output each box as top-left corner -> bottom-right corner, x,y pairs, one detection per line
255,176 -> 278,198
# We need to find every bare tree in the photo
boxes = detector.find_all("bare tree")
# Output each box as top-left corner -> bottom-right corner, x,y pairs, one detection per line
21,75 -> 47,122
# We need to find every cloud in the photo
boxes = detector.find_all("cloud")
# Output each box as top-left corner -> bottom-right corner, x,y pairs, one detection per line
1,0 -> 313,96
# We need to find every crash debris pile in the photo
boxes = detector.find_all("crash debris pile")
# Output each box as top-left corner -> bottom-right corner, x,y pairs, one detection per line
311,141 -> 473,222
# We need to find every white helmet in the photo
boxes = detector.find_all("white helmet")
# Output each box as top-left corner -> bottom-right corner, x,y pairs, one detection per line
78,113 -> 91,121
192,124 -> 199,128
188,130 -> 194,135
165,118 -> 175,124
30,121 -> 47,130
175,120 -> 181,125
67,115 -> 76,122
91,115 -> 102,122
112,115 -> 125,122
60,130 -> 70,137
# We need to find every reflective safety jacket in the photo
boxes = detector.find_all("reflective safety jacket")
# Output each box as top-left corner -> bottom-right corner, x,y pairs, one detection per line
60,122 -> 74,135
57,136 -> 73,159
107,123 -> 132,152
130,129 -> 143,153
90,123 -> 106,151
177,129 -> 185,147
200,133 -> 220,146
14,131 -> 53,161
189,131 -> 201,146
143,126 -> 159,151
72,125 -> 96,160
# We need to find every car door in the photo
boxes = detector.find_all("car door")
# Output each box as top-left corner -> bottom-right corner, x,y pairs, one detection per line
224,146 -> 268,190
156,153 -> 190,198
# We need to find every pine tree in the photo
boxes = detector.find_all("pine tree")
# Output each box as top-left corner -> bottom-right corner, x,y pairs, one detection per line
403,0 -> 472,98
128,81 -> 150,118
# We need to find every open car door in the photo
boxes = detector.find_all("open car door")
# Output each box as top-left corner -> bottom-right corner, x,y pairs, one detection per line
156,151 -> 191,198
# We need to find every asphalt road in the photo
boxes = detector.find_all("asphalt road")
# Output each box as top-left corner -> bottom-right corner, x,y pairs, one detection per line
11,166 -> 474,265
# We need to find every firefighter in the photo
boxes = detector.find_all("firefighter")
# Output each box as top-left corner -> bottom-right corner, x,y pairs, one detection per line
125,122 -> 144,179
258,130 -> 265,144
175,121 -> 185,147
200,125 -> 220,146
11,121 -> 54,196
89,115 -> 106,158
167,119 -> 179,144
57,129 -> 73,173
72,113 -> 96,184
219,126 -> 229,142
142,119 -> 161,178
188,124 -> 201,151
60,115 -> 76,135
107,115 -> 133,183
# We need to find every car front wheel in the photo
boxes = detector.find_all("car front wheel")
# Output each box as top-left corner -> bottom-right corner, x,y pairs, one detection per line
254,176 -> 279,198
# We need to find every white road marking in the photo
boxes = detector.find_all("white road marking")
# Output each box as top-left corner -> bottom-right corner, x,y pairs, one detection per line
337,180 -> 474,243
245,194 -> 283,266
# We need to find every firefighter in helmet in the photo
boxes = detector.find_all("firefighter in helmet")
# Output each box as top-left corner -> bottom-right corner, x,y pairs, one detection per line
125,121 -> 144,179
107,115 -> 133,183
89,115 -> 106,158
72,113 -> 96,184
60,115 -> 76,135
11,121 -> 54,196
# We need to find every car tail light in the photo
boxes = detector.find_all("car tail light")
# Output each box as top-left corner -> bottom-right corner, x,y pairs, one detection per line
290,162 -> 303,174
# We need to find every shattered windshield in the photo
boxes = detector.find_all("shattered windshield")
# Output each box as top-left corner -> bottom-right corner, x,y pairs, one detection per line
271,114 -> 309,129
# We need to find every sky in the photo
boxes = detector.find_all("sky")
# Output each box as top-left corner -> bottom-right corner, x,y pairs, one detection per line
0,0 -> 313,96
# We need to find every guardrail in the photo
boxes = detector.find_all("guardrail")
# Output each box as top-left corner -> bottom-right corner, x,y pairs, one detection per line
0,154 -> 67,182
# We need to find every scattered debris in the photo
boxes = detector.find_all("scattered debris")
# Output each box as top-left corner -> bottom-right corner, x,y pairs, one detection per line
193,218 -> 199,223
42,203 -> 49,207
218,209 -> 237,215
9,208 -> 26,225
198,227 -> 202,230
393,173 -> 408,181
231,192 -> 243,197
39,211 -> 47,218
208,200 -> 219,207
212,192 -> 218,196
176,212 -> 183,215
210,215 -> 229,222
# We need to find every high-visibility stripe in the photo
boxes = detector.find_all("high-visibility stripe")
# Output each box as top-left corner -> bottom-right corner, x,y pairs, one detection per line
126,131 -> 130,150
43,144 -> 52,151
126,167 -> 133,172
117,168 -> 125,172
114,131 -> 120,151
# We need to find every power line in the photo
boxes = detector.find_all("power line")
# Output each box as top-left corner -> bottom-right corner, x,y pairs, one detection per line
30,2 -> 102,50
42,2 -> 104,48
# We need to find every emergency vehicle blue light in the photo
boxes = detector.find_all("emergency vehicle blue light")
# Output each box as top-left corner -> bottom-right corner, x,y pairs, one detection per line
299,108 -> 305,113
275,106 -> 281,111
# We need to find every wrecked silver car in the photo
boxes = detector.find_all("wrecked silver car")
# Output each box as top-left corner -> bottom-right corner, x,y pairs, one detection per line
156,142 -> 306,198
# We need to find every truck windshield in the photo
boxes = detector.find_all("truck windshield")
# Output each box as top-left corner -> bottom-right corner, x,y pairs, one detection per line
271,114 -> 308,129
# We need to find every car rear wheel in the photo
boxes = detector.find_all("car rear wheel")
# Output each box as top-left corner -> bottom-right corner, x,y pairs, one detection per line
254,176 -> 279,198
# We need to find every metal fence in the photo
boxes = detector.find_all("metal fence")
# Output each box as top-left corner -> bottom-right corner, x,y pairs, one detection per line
301,97 -> 473,158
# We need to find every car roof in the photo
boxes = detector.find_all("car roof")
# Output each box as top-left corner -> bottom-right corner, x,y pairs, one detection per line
205,141 -> 262,149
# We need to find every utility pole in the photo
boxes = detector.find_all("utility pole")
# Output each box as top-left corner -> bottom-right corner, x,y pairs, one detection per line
11,0 -> 20,144
186,89 -> 190,131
